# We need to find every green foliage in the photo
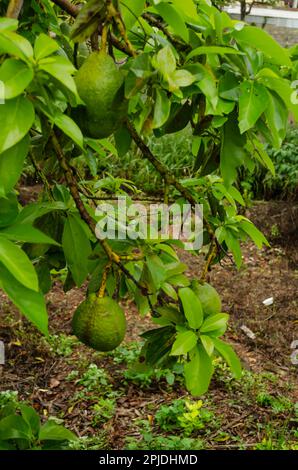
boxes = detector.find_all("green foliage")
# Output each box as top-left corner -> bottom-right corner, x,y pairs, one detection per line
0,0 -> 296,397
46,334 -> 79,357
92,398 -> 116,425
0,393 -> 77,450
155,399 -> 215,435
74,364 -> 110,391
240,127 -> 298,200
126,432 -> 204,450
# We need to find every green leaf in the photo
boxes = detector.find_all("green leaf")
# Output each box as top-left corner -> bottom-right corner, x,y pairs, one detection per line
213,337 -> 242,378
146,254 -> 167,290
170,69 -> 195,88
0,236 -> 39,291
39,56 -> 77,97
153,89 -> 171,128
0,193 -> 18,228
187,46 -> 243,61
0,263 -> 48,335
0,135 -> 29,197
200,313 -> 229,334
224,228 -> 242,269
233,25 -> 291,67
0,30 -> 33,61
34,33 -> 59,61
249,137 -> 275,175
62,214 -> 92,287
0,59 -> 34,99
121,0 -> 146,30
191,64 -> 218,109
264,90 -> 287,149
0,415 -> 30,441
0,224 -> 60,245
184,344 -> 214,396
239,220 -> 269,249
179,287 -> 203,329
0,18 -> 18,32
39,421 -> 77,442
170,330 -> 198,356
258,70 -> 298,121
16,201 -> 66,225
154,46 -> 176,76
114,127 -> 132,157
0,96 -> 34,153
53,113 -> 84,149
239,81 -> 269,134
154,3 -> 189,42
200,335 -> 214,356
220,117 -> 246,186
20,405 -> 40,437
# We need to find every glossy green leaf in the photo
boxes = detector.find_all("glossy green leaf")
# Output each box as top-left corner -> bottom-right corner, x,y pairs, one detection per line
53,113 -> 84,149
16,202 -> 66,225
39,56 -> 77,97
121,0 -> 146,30
153,89 -> 171,128
34,33 -> 59,60
187,46 -> 243,61
0,193 -> 18,228
213,337 -> 242,378
224,228 -> 242,269
220,117 -> 246,187
0,415 -> 30,441
0,30 -> 33,61
239,220 -> 269,249
0,263 -> 48,335
264,90 -> 287,149
0,135 -> 29,197
0,59 -> 33,99
184,344 -> 214,396
200,335 -> 214,356
200,313 -> 229,334
20,405 -> 40,436
0,236 -> 39,291
62,214 -> 92,287
154,46 -> 176,76
0,224 -> 60,245
233,26 -> 291,67
154,3 -> 189,42
39,421 -> 77,442
0,96 -> 34,153
239,81 -> 269,134
0,18 -> 18,32
179,287 -> 203,329
170,330 -> 198,356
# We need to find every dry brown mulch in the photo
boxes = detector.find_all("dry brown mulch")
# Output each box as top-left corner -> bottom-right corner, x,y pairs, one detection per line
0,200 -> 297,449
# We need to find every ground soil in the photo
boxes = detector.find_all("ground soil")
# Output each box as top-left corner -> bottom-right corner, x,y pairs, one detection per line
0,198 -> 297,449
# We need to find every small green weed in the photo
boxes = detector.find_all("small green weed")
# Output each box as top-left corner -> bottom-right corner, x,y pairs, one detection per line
155,399 -> 215,436
46,334 -> 79,357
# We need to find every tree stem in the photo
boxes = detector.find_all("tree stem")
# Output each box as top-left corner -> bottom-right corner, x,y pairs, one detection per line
6,0 -> 23,18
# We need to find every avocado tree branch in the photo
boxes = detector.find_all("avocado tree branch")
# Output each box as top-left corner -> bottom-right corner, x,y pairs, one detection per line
50,0 -> 79,17
52,132 -> 149,296
51,0 -> 135,57
142,12 -> 189,52
6,0 -> 23,18
126,119 -> 215,239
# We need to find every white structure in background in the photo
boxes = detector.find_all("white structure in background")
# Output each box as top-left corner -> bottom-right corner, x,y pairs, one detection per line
226,5 -> 298,28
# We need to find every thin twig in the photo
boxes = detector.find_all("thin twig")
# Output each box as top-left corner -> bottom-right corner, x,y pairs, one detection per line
126,119 -> 215,240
